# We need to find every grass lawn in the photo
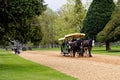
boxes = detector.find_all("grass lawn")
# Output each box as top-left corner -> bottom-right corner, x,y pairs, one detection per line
0,50 -> 78,80
92,46 -> 120,56
33,45 -> 120,56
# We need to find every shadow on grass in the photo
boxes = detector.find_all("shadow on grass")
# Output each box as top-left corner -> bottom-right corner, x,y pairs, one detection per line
93,49 -> 120,52
108,50 -> 120,52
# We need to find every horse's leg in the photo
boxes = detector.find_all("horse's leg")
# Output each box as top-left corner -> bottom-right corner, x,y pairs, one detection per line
71,43 -> 76,57
79,48 -> 84,57
83,47 -> 88,56
73,51 -> 76,57
81,48 -> 84,56
14,49 -> 17,54
88,47 -> 92,57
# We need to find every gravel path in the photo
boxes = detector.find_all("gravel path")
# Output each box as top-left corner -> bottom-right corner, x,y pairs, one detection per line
19,51 -> 120,80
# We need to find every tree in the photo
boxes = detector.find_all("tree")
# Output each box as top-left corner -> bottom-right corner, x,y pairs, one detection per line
31,26 -> 43,46
39,8 -> 57,48
74,0 -> 86,30
97,0 -> 120,50
54,0 -> 80,40
0,0 -> 9,44
0,0 -> 46,45
81,0 -> 115,40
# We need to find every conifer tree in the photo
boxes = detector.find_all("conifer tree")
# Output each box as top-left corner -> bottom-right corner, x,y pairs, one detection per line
97,0 -> 120,50
81,0 -> 115,39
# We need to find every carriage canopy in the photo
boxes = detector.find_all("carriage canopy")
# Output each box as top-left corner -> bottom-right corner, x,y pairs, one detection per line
65,33 -> 85,39
58,33 -> 85,41
58,37 -> 65,41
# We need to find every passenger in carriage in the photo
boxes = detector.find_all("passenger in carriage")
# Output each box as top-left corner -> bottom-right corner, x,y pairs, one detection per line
61,40 -> 65,53
72,37 -> 77,42
61,39 -> 69,51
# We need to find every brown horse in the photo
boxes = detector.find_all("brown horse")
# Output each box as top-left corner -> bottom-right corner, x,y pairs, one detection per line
81,39 -> 93,57
71,39 -> 94,57
71,41 -> 77,57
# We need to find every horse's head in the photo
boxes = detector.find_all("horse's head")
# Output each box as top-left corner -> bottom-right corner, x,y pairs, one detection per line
92,40 -> 95,46
82,40 -> 90,47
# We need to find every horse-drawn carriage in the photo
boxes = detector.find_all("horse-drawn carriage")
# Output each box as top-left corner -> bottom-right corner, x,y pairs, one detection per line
58,33 -> 94,57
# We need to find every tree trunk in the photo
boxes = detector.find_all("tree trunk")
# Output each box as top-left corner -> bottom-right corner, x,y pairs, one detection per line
105,42 -> 111,51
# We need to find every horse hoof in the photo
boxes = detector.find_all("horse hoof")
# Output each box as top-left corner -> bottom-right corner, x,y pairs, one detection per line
89,55 -> 92,57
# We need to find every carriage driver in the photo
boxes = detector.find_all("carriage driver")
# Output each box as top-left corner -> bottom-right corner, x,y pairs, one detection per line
72,37 -> 77,42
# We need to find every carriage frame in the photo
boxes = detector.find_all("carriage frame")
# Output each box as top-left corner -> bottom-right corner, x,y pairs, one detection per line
58,33 -> 85,56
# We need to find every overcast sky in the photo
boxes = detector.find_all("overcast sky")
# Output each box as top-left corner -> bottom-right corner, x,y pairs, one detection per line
44,0 -> 92,11
44,0 -> 67,11
44,0 -> 118,11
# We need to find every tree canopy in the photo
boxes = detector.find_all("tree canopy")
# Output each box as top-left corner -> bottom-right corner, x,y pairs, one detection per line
97,0 -> 120,42
81,0 -> 115,39
54,0 -> 77,40
54,0 -> 86,40
74,0 -> 86,29
39,8 -> 57,47
0,0 -> 46,45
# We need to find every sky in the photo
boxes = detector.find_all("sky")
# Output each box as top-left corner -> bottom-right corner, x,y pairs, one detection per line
44,0 -> 67,11
44,0 -> 118,11
44,0 -> 92,11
